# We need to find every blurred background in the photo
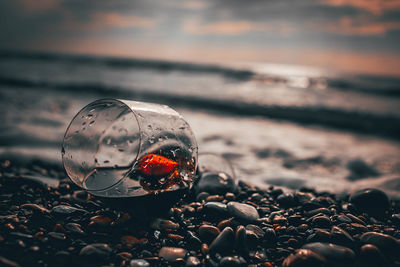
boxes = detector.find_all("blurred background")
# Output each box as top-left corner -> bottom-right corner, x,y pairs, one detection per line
0,0 -> 400,197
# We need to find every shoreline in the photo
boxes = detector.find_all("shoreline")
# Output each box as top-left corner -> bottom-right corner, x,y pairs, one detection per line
1,158 -> 399,266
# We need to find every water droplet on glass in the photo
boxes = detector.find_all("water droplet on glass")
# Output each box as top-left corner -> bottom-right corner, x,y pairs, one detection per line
87,114 -> 93,119
147,125 -> 152,130
106,138 -> 111,145
82,122 -> 86,126
94,158 -> 98,163
89,121 -> 95,126
119,128 -> 128,136
104,160 -> 110,163
118,148 -> 124,152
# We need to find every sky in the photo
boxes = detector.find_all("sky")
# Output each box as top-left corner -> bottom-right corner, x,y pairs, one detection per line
1,0 -> 400,76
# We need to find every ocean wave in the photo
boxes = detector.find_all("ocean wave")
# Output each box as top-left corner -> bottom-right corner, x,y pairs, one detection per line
1,75 -> 400,140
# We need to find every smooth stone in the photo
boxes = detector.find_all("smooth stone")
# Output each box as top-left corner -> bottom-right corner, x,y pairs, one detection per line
65,223 -> 85,235
51,205 -> 86,216
195,172 -> 236,195
330,226 -> 354,247
312,215 -> 331,228
209,227 -> 235,255
185,256 -> 201,267
277,193 -> 298,208
336,215 -> 352,224
198,225 -> 220,244
245,224 -> 264,239
358,244 -> 387,267
203,202 -> 229,218
349,189 -> 389,218
302,242 -> 355,265
186,231 -> 202,250
79,243 -> 112,262
227,202 -> 259,223
235,226 -> 248,255
360,232 -> 400,259
282,249 -> 327,267
219,256 -> 247,267
158,247 -> 187,262
130,259 -> 150,267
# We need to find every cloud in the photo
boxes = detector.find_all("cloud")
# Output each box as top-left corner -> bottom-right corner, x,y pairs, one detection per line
60,12 -> 156,32
183,18 -> 296,35
181,0 -> 208,10
311,16 -> 400,36
320,0 -> 400,15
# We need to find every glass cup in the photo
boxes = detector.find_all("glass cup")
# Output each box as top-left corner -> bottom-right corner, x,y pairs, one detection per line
62,99 -> 198,198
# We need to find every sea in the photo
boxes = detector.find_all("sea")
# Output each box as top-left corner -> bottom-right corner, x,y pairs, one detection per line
1,51 -> 400,198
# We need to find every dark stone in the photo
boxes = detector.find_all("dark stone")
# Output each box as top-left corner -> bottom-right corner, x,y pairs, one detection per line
186,231 -> 202,250
330,226 -> 354,247
277,193 -> 298,207
79,243 -> 112,263
209,227 -> 235,255
245,224 -> 264,239
51,205 -> 86,216
227,202 -> 259,223
358,244 -> 387,267
349,189 -> 390,218
158,247 -> 187,262
302,242 -> 355,266
336,215 -> 352,224
198,225 -> 220,244
312,215 -> 331,229
360,232 -> 400,260
263,227 -> 276,243
282,249 -> 327,267
65,223 -> 85,235
219,256 -> 247,267
203,202 -> 229,219
195,172 -> 236,195
186,256 -> 201,267
235,226 -> 248,256
130,259 -> 150,267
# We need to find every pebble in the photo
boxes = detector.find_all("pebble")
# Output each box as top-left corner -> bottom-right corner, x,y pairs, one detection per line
277,193 -> 298,208
20,203 -> 50,214
203,202 -> 229,218
79,243 -> 112,263
195,172 -> 236,195
227,202 -> 259,223
185,256 -> 201,267
349,188 -> 390,218
209,227 -> 235,255
235,226 -> 248,255
158,247 -> 187,262
219,256 -> 247,266
312,215 -> 331,228
360,232 -> 400,259
359,244 -> 387,267
130,259 -> 151,267
65,223 -> 85,235
302,242 -> 355,266
51,205 -> 86,216
282,249 -> 327,267
198,225 -> 220,243
330,226 -> 354,247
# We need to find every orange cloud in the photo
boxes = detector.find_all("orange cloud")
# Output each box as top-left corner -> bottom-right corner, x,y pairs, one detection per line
61,12 -> 156,32
321,0 -> 400,15
311,16 -> 400,36
183,19 -> 295,35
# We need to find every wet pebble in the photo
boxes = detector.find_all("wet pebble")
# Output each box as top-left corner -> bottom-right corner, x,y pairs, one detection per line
277,193 -> 298,208
195,172 -> 236,195
185,256 -> 201,267
198,225 -> 220,243
219,256 -> 247,267
282,249 -> 327,267
227,202 -> 259,223
79,243 -> 112,263
302,242 -> 355,266
209,227 -> 235,255
203,202 -> 229,218
158,247 -> 187,262
349,189 -> 390,218
358,244 -> 387,267
130,259 -> 150,267
51,205 -> 86,216
360,232 -> 400,259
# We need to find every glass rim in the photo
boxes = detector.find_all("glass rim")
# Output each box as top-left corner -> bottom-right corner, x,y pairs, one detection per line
62,98 -> 143,192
